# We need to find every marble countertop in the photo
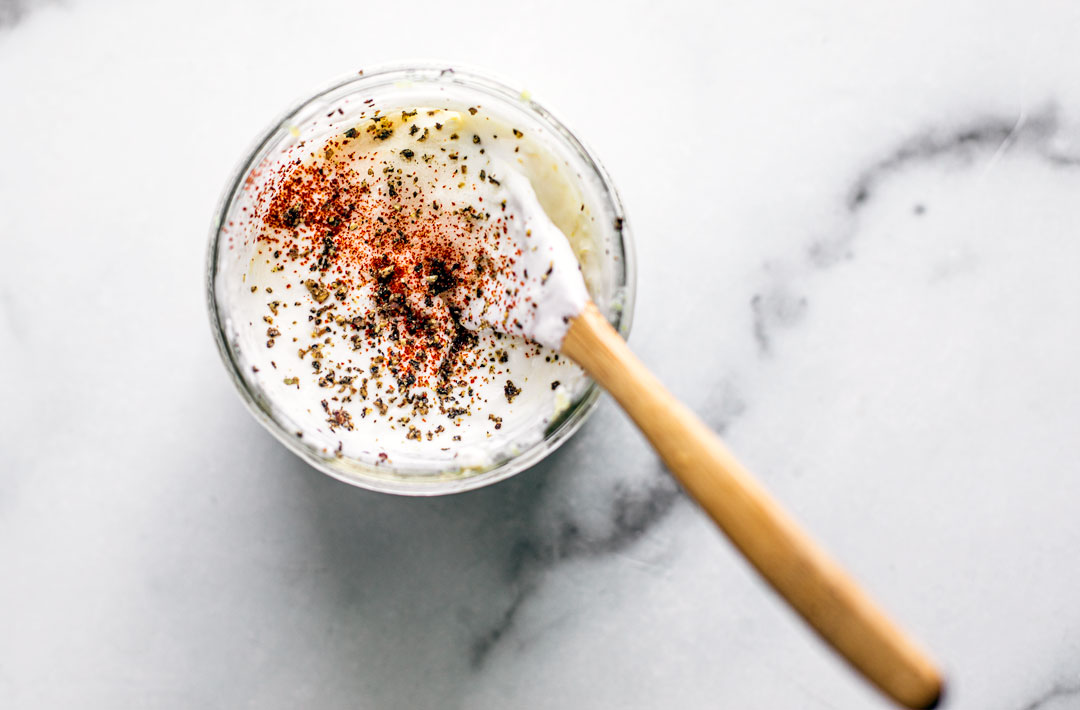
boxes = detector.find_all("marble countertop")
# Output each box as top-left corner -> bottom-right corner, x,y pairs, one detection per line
3,1 -> 1080,708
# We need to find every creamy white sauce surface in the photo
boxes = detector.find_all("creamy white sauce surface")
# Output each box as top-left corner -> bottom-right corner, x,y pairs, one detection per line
218,105 -> 599,471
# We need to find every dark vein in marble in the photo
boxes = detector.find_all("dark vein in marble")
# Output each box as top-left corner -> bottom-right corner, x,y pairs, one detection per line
470,468 -> 682,668
469,581 -> 534,667
813,107 -> 1078,268
752,289 -> 808,354
1017,681 -> 1080,710
754,105 -> 1080,353
469,378 -> 747,667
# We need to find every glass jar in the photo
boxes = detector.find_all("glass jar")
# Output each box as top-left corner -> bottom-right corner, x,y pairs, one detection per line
207,64 -> 635,495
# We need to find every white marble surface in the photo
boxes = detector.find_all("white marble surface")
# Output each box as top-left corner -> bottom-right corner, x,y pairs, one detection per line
3,0 -> 1080,707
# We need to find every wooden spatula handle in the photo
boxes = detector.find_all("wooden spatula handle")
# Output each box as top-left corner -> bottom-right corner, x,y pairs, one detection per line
562,302 -> 943,709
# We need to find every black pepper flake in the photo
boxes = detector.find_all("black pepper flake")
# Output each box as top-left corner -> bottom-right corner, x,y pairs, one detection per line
504,380 -> 521,403
327,407 -> 354,431
401,148 -> 415,159
344,128 -> 358,139
305,279 -> 331,303
551,380 -> 560,390
282,205 -> 302,228
512,128 -> 523,138
472,135 -> 481,144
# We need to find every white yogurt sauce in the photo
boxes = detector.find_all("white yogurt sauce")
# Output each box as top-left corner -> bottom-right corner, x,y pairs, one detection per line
218,104 -> 599,472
